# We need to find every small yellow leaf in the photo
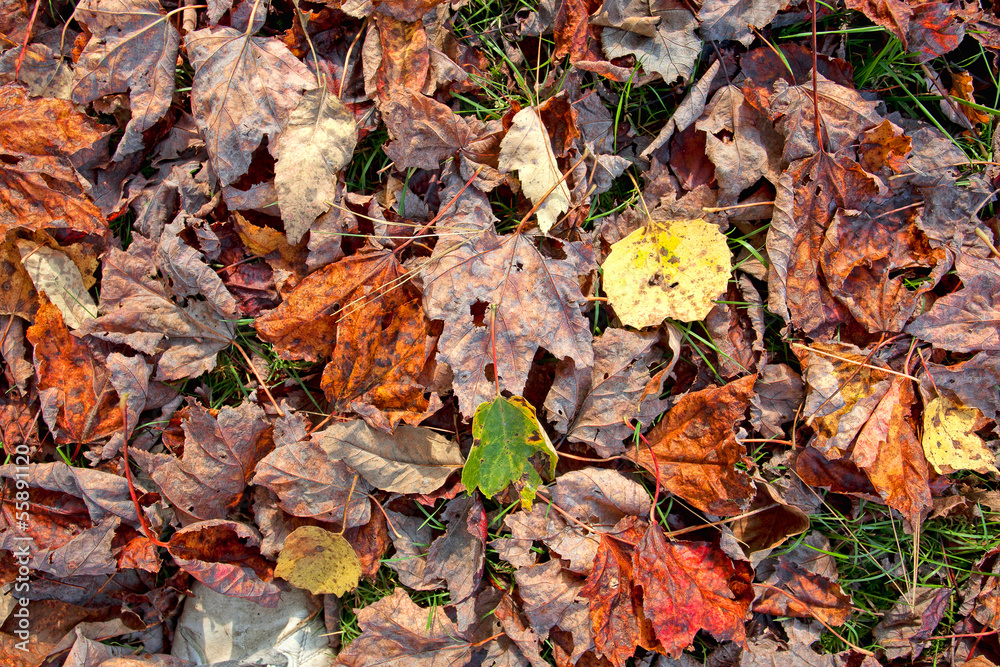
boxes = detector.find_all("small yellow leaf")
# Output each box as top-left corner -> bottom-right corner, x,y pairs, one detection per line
922,396 -> 998,475
602,219 -> 731,327
274,526 -> 362,597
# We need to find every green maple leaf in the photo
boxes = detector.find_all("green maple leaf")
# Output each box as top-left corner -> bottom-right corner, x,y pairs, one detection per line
463,395 -> 558,509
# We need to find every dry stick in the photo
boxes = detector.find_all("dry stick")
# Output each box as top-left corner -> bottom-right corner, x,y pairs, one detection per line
791,342 -> 918,382
120,394 -> 171,548
810,0 -> 821,149
976,228 -> 1000,259
339,19 -> 367,98
181,0 -> 197,35
232,341 -> 284,417
702,201 -> 775,213
756,582 -> 875,656
13,0 -> 43,78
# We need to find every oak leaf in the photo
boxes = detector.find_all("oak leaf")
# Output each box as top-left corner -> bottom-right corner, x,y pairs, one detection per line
187,26 -> 316,186
626,375 -> 757,516
71,0 -> 180,160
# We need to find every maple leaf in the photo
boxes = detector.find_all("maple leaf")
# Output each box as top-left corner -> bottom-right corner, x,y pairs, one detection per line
600,4 -> 699,84
381,90 -> 502,175
499,106 -> 572,234
767,152 -> 879,338
873,587 -> 952,660
581,518 -> 657,667
696,85 -> 781,206
167,519 -> 282,607
769,73 -> 882,163
545,328 -> 670,457
368,15 -> 430,98
906,253 -> 1000,352
79,232 -> 237,381
464,395 -> 557,508
422,230 -> 595,416
0,84 -> 111,238
635,522 -> 754,657
754,558 -> 854,626
26,302 -> 123,445
626,375 -> 757,516
187,25 -> 316,186
844,0 -> 912,43
253,412 -> 372,528
336,588 -> 473,667
698,0 -> 783,44
71,0 -> 180,161
131,400 -> 271,523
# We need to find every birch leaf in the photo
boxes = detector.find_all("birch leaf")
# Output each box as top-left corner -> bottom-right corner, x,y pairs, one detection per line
602,218 -> 731,327
499,107 -> 571,234
922,396 -> 998,475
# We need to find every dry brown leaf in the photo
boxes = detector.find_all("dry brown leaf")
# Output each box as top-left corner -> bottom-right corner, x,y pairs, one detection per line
626,375 -> 757,516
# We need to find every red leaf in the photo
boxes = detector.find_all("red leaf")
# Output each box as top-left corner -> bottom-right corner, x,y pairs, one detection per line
634,522 -> 753,657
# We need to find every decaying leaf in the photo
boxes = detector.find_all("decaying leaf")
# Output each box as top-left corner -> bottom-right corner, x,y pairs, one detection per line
922,396 -> 998,474
71,0 -> 181,160
131,400 -> 271,522
0,84 -> 110,238
498,106 -> 572,234
26,302 -> 123,445
187,26 -> 316,185
274,525 -> 362,596
544,328 -> 670,457
626,375 -> 756,516
636,522 -> 753,657
17,239 -> 97,330
600,6 -> 699,84
423,231 -> 595,416
321,419 -> 464,494
274,87 -> 358,244
602,218 -> 731,326
463,395 -> 557,508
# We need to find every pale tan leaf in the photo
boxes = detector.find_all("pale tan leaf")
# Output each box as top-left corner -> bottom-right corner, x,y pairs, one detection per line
499,107 -> 571,234
275,87 -> 358,244
17,240 -> 96,330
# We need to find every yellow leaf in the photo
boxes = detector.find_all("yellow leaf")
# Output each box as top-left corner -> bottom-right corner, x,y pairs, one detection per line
922,397 -> 998,475
602,219 -> 730,326
274,526 -> 362,597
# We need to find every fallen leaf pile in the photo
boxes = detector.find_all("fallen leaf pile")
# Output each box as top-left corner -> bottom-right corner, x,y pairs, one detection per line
1,0 -> 999,664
